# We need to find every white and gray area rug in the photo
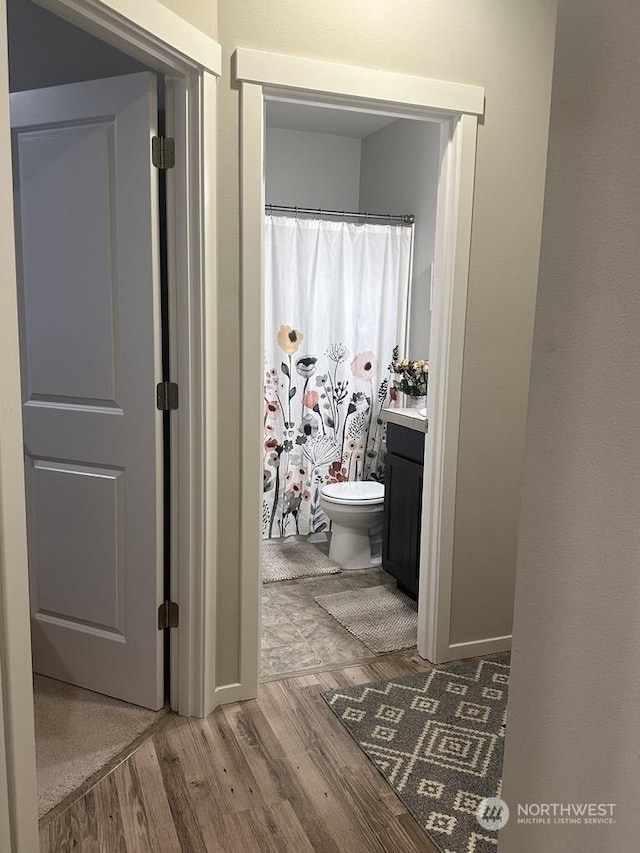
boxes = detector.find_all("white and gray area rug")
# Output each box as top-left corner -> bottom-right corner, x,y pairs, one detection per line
323,654 -> 510,853
314,584 -> 418,653
262,536 -> 341,583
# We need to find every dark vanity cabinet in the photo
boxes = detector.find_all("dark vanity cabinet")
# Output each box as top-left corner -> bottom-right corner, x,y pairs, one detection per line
382,422 -> 425,599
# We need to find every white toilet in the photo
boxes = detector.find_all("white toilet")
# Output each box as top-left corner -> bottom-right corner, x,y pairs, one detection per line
319,481 -> 385,570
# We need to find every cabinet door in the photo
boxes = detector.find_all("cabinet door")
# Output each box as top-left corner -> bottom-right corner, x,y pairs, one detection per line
382,453 -> 423,596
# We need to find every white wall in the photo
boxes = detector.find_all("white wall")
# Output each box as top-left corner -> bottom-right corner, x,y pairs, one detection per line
7,0 -> 146,92
500,1 -> 640,850
265,127 -> 361,210
359,118 -> 440,359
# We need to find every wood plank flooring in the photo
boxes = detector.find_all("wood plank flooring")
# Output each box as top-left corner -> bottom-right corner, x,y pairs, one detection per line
40,652 -> 439,853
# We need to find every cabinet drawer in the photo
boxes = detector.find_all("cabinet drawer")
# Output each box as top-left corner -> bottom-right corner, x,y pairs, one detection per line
386,422 -> 425,465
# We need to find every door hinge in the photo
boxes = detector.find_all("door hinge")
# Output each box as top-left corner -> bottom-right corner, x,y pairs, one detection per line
152,135 -> 175,170
158,600 -> 179,630
157,381 -> 178,411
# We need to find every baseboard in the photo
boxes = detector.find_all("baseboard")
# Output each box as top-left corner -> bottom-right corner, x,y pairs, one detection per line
211,681 -> 258,710
437,633 -> 512,663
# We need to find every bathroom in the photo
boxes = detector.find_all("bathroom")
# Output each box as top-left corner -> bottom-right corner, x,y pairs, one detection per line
260,99 -> 440,679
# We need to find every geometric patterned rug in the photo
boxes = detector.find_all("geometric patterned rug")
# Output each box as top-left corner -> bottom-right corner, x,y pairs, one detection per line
322,654 -> 510,852
262,536 -> 341,583
314,585 -> 417,653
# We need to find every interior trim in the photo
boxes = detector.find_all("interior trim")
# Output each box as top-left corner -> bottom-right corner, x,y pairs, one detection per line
235,48 -> 485,117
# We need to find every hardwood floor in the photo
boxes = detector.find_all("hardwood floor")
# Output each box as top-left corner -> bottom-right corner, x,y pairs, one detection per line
40,652 -> 439,853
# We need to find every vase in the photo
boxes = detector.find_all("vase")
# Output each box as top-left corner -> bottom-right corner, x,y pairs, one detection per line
403,394 -> 427,410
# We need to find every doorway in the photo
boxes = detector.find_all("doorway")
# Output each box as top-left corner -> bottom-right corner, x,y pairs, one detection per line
0,0 -> 220,842
8,0 -> 168,817
235,49 -> 485,698
260,100 -> 441,680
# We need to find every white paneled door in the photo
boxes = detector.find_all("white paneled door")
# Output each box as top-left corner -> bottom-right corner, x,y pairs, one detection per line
11,72 -> 164,710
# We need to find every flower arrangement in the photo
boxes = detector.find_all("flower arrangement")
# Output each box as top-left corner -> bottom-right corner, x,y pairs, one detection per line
391,358 -> 429,398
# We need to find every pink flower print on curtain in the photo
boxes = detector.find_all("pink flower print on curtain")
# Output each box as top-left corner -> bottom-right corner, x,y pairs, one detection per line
263,215 -> 413,538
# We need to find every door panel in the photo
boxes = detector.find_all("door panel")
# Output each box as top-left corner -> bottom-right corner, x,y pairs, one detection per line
28,459 -> 125,634
17,121 -> 119,404
11,72 -> 164,710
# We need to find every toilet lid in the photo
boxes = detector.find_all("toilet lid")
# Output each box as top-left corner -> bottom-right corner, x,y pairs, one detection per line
321,481 -> 385,504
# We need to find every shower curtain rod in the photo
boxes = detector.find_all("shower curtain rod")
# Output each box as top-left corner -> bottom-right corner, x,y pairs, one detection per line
265,203 -> 415,225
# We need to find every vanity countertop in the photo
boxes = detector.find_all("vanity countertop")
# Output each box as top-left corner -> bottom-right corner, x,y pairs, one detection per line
381,406 -> 428,433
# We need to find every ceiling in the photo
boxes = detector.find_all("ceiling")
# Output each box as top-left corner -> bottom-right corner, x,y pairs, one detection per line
265,99 -> 397,139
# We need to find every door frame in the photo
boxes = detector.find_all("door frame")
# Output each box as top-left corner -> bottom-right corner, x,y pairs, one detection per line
235,48 -> 485,698
0,0 -> 221,846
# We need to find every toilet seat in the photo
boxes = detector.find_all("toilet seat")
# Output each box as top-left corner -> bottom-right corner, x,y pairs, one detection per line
321,481 -> 384,505
319,481 -> 385,569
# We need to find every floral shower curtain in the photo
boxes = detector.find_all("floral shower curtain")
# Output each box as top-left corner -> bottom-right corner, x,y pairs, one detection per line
263,215 -> 413,538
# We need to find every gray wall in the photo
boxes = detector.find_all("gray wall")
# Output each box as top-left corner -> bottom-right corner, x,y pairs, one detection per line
7,0 -> 145,93
265,127 -> 361,211
500,1 -> 640,850
359,118 -> 440,359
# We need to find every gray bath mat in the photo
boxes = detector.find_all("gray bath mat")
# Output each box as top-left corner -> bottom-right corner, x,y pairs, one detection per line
322,654 -> 510,853
262,536 -> 341,583
314,584 -> 417,653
